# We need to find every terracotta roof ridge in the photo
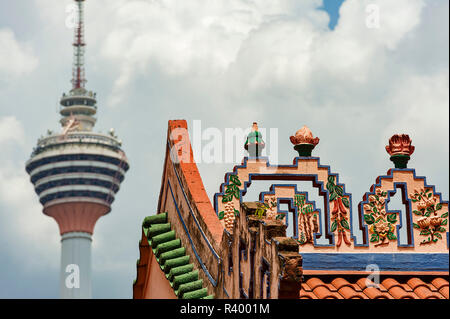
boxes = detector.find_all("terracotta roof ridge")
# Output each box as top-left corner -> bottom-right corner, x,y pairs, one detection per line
166,120 -> 224,246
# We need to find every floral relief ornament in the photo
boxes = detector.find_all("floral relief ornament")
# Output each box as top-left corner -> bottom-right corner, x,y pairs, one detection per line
263,196 -> 278,220
218,174 -> 242,231
295,194 -> 319,246
254,196 -> 280,220
410,188 -> 448,245
363,188 -> 398,247
326,176 -> 351,246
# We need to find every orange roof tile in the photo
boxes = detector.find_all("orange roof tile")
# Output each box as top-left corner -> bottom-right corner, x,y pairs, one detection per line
431,278 -> 449,298
407,278 -> 443,299
331,278 -> 367,299
305,278 -> 343,299
299,289 -> 318,299
362,287 -> 393,299
299,276 -> 449,299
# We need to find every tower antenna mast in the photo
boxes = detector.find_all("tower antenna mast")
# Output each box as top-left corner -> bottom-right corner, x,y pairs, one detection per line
72,0 -> 86,90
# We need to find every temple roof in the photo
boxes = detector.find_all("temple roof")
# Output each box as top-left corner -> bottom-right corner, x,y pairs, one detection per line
134,120 -> 448,300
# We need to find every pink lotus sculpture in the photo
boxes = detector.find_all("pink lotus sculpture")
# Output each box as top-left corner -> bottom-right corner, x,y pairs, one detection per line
290,126 -> 319,157
290,126 -> 320,146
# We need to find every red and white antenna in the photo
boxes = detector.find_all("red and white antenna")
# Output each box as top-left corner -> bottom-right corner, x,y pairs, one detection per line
72,0 -> 87,90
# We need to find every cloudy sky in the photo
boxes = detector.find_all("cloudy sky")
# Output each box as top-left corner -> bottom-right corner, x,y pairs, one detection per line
0,0 -> 448,298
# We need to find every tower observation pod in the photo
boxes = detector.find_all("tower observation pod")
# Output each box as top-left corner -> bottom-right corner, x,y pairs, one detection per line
25,0 -> 129,299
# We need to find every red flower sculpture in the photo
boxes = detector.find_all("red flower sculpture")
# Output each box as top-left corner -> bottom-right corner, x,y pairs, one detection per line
385,134 -> 415,156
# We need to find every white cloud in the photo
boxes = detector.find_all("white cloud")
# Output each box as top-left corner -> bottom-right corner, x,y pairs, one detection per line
0,116 -> 25,145
0,116 -> 59,271
226,0 -> 427,97
89,0 -> 327,106
382,71 -> 449,154
0,28 -> 38,82
68,0 -> 434,111
336,0 -> 424,50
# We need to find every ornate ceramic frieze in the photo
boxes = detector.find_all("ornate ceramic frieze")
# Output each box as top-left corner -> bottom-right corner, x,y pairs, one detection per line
358,169 -> 448,252
260,185 -> 320,245
214,126 -> 449,258
214,126 -> 355,251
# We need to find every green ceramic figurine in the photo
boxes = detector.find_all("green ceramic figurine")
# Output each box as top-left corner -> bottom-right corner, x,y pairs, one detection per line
244,122 -> 265,157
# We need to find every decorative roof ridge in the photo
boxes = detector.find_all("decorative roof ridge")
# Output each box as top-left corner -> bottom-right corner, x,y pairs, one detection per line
161,120 -> 224,246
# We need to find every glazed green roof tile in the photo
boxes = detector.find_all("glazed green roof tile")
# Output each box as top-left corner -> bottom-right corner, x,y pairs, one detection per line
201,295 -> 214,299
159,247 -> 186,265
135,213 -> 213,299
167,264 -> 194,281
183,288 -> 208,299
163,255 -> 190,273
151,230 -> 176,248
154,239 -> 181,257
148,223 -> 171,238
173,270 -> 199,290
176,279 -> 204,297
143,213 -> 168,228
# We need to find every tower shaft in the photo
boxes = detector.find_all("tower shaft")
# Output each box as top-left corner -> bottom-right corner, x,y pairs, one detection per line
60,232 -> 92,299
